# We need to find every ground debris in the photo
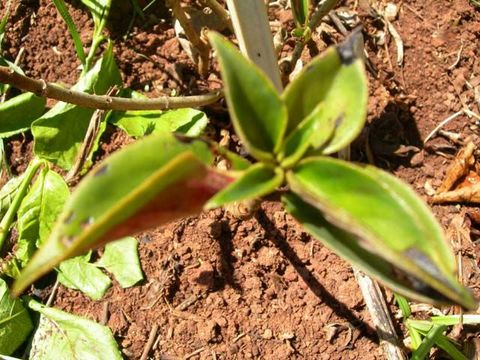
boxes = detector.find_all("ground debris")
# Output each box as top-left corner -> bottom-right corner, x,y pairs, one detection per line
437,141 -> 476,194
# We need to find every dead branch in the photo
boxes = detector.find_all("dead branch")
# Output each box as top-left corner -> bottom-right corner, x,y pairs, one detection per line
0,66 -> 222,111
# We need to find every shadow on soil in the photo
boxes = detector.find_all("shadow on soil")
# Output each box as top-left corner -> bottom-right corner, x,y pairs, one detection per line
366,100 -> 423,170
255,209 -> 381,345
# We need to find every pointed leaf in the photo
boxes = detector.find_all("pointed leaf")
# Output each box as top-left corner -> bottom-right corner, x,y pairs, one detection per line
0,279 -> 32,355
291,0 -> 309,28
97,237 -> 143,288
13,134 -> 231,295
32,44 -> 121,169
411,325 -> 446,360
27,299 -> 122,360
0,93 -> 45,138
209,33 -> 287,161
283,193 -> 469,307
206,163 -> 283,209
287,157 -> 476,309
58,252 -> 112,300
282,32 -> 367,154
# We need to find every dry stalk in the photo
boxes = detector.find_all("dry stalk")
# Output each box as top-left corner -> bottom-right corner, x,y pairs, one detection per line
167,0 -> 210,76
0,66 -> 222,111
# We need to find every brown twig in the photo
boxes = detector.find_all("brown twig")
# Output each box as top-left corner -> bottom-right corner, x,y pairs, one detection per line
66,87 -> 119,184
0,66 -> 222,111
46,280 -> 60,307
140,324 -> 159,360
100,301 -> 110,325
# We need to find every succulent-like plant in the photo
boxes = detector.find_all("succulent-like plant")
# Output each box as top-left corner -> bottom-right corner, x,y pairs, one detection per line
13,31 -> 476,310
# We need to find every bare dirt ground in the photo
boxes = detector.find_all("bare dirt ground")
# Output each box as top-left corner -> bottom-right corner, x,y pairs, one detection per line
2,0 -> 480,358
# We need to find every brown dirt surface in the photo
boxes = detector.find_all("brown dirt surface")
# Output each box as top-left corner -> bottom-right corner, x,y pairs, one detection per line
2,0 -> 480,359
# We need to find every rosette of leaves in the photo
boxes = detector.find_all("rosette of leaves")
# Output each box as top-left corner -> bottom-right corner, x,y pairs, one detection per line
14,31 -> 476,309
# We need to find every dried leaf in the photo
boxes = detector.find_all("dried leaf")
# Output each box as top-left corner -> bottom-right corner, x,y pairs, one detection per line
437,141 -> 475,193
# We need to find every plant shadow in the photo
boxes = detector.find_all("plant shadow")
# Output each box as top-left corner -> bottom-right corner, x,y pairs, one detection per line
361,100 -> 423,171
255,208 -> 381,345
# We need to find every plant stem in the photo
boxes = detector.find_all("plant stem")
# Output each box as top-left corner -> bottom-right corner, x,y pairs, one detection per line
167,0 -> 210,76
0,159 -> 44,251
0,66 -> 222,110
84,36 -> 104,74
285,0 -> 340,74
199,0 -> 234,32
411,325 -> 446,360
225,0 -> 282,91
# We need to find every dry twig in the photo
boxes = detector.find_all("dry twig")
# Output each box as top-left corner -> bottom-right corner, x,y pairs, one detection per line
0,66 -> 222,111
140,324 -> 159,360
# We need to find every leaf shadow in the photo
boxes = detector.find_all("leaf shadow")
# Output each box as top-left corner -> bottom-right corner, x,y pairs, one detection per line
254,208 -> 381,345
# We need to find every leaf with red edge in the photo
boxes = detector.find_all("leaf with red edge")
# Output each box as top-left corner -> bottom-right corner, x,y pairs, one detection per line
13,134 -> 231,295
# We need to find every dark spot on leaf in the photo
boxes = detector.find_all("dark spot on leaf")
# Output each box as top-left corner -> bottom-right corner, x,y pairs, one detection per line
94,164 -> 109,177
391,264 -> 452,303
404,248 -> 458,293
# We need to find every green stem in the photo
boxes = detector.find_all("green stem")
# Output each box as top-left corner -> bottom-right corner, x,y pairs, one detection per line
411,325 -> 446,360
0,159 -> 44,251
84,35 -> 104,74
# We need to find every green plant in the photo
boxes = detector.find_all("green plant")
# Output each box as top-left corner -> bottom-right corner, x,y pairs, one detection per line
396,294 -> 480,360
12,31 -> 476,311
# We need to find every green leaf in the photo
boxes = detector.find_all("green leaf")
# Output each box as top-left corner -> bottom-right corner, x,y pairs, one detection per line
411,324 -> 446,360
282,33 -> 367,154
435,335 -> 468,360
0,0 -> 12,50
58,252 -> 112,300
287,157 -> 476,309
97,237 -> 143,288
0,93 -> 45,138
394,293 -> 411,320
0,279 -> 32,355
81,0 -> 111,37
431,314 -> 480,326
282,193 -> 463,307
13,134 -> 230,295
206,163 -> 283,209
278,102 -> 335,167
27,298 -> 122,360
52,0 -> 86,65
0,175 -> 24,219
32,44 -> 121,170
406,322 -> 423,350
291,0 -> 309,28
208,32 -> 287,161
15,169 -> 69,268
109,107 -> 209,138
